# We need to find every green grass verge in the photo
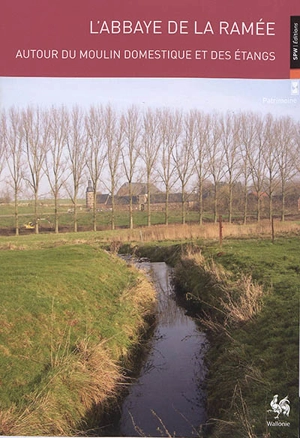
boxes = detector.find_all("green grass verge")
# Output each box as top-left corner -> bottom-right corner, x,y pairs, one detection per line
174,237 -> 299,438
0,242 -> 156,435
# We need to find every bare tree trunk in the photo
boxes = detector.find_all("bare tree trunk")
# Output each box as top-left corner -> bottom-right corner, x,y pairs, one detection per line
141,108 -> 162,227
172,111 -> 195,226
14,187 -> 19,235
213,184 -> 218,223
206,113 -> 224,224
238,112 -> 258,225
147,180 -> 151,227
198,180 -> 203,225
66,106 -> 87,233
85,105 -> 106,232
2,108 -> 24,236
157,109 -> 181,226
165,189 -> 170,225
276,117 -> 297,222
34,191 -> 39,234
22,106 -> 49,234
257,195 -> 262,222
105,106 -> 123,230
228,188 -> 233,223
44,106 -> 69,234
121,106 -> 141,230
269,194 -> 273,221
111,189 -> 116,230
262,115 -> 280,222
247,115 -> 267,222
54,197 -> 59,233
129,181 -> 133,230
243,184 -> 248,224
190,110 -> 210,225
92,190 -> 97,232
74,200 -> 78,233
281,187 -> 286,222
221,112 -> 241,224
181,189 -> 186,225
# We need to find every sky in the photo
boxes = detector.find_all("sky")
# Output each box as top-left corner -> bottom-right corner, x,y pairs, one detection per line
0,77 -> 299,119
0,76 -> 298,198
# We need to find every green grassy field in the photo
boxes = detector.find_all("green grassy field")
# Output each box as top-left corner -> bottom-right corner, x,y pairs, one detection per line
0,242 -> 156,435
0,206 -> 203,232
2,199 -> 298,234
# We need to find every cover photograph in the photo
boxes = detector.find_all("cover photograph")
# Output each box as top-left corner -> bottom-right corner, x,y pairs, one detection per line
0,1 -> 299,437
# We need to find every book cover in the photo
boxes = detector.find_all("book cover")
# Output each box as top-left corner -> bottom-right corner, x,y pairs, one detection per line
0,1 -> 299,437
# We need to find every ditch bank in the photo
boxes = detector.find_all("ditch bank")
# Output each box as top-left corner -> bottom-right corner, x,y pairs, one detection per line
0,245 -> 157,436
122,241 -> 299,438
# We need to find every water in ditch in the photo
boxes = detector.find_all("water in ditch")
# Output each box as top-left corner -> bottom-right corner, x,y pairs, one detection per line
118,260 -> 207,437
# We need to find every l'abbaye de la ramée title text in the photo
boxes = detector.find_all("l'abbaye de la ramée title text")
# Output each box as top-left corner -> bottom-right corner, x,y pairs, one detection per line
89,19 -> 276,36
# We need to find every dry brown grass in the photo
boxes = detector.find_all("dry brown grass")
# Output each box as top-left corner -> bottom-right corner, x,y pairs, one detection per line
120,274 -> 157,315
113,271 -> 157,359
0,340 -> 122,436
183,251 -> 265,329
220,275 -> 264,325
0,242 -> 28,250
1,219 -> 298,252
209,383 -> 258,438
101,220 -> 300,244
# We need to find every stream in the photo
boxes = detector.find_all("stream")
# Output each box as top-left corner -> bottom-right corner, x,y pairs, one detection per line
117,260 -> 207,437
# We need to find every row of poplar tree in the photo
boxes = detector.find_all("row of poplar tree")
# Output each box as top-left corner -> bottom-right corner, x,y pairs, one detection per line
0,105 -> 299,234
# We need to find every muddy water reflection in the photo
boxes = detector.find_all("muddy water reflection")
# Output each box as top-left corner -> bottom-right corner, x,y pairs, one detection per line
119,261 -> 207,437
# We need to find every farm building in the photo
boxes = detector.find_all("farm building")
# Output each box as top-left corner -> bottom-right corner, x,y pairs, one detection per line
90,182 -> 198,211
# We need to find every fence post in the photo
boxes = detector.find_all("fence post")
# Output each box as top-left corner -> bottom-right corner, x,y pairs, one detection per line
219,215 -> 223,247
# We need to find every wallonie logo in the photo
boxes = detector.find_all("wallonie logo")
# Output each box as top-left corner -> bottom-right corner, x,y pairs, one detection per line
267,395 -> 291,427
